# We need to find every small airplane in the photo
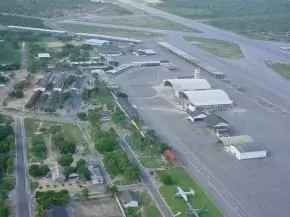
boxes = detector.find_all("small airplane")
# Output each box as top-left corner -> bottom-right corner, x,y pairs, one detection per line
185,202 -> 208,217
175,186 -> 195,201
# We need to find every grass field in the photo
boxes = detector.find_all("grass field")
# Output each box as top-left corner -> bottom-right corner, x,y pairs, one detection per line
139,157 -> 163,169
157,167 -> 223,217
96,16 -> 199,32
58,23 -> 163,40
184,36 -> 244,59
0,41 -> 20,65
267,62 -> 290,79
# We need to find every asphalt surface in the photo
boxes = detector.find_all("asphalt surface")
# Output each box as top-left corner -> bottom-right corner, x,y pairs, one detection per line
113,48 -> 290,217
15,117 -> 30,217
119,137 -> 174,217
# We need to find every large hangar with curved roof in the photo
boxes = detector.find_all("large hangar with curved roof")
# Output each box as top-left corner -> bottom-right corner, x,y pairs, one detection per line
183,89 -> 233,111
163,78 -> 211,91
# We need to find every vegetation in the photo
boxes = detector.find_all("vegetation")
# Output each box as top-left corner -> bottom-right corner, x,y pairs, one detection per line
31,135 -> 47,160
0,40 -> 20,67
58,154 -> 73,167
76,159 -> 90,181
29,164 -> 50,178
35,190 -> 69,217
0,115 -> 15,217
51,126 -> 76,154
184,36 -> 244,59
59,23 -> 163,40
27,42 -> 49,73
0,14 -> 46,28
77,112 -> 88,121
154,0 -> 290,41
112,108 -> 127,125
105,185 -> 119,197
159,172 -> 174,185
266,62 -> 290,79
157,167 -> 223,217
103,149 -> 140,182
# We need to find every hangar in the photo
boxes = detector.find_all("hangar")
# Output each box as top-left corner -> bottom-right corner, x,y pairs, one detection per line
219,135 -> 267,160
164,78 -> 211,91
184,89 -> 233,112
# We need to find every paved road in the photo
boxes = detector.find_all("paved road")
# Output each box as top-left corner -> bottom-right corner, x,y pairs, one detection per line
119,137 -> 174,217
15,117 -> 30,217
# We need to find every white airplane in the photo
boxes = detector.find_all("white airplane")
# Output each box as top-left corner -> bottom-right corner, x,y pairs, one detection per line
175,186 -> 195,201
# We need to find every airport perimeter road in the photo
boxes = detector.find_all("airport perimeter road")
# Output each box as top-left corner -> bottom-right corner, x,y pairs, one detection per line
119,138 -> 174,217
15,117 -> 30,217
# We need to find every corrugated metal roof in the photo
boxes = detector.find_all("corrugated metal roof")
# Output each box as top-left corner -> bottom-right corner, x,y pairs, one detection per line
183,89 -> 233,106
219,135 -> 254,146
164,78 -> 211,91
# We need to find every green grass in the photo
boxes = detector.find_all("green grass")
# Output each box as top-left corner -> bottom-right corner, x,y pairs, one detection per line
266,62 -> 290,79
96,16 -> 199,32
58,23 -> 164,39
139,157 -> 163,169
184,36 -> 244,59
24,118 -> 40,138
0,41 -> 20,65
59,123 -> 84,144
157,167 -> 223,217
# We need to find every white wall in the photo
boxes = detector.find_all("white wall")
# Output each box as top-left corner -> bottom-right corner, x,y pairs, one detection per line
227,146 -> 267,160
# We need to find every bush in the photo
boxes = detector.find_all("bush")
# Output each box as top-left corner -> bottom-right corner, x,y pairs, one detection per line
29,164 -> 50,177
159,173 -> 174,185
58,154 -> 73,167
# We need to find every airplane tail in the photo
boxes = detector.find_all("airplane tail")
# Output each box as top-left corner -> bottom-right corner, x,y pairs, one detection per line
189,189 -> 195,195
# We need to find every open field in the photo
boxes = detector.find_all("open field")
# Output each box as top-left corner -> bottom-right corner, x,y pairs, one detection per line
58,23 -> 164,39
183,36 -> 244,59
157,167 -> 223,217
138,0 -> 290,41
71,198 -> 123,217
266,62 -> 290,80
0,41 -> 20,65
139,157 -> 164,169
0,14 -> 46,28
95,15 -> 199,32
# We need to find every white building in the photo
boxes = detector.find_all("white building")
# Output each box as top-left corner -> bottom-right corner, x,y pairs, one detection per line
120,191 -> 139,208
38,53 -> 51,58
83,38 -> 111,47
183,89 -> 233,112
219,135 -> 267,160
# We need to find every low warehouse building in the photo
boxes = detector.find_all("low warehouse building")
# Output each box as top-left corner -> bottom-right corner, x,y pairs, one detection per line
164,78 -> 211,97
219,135 -> 267,160
184,89 -> 233,112
83,38 -> 111,46
204,114 -> 231,137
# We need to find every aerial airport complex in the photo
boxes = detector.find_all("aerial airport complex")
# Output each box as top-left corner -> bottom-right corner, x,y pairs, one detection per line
3,8 -> 290,216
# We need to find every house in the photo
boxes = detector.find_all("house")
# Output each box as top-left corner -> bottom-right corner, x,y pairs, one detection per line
185,108 -> 208,123
120,190 -> 139,208
83,39 -> 111,47
88,165 -> 105,185
43,205 -> 69,217
204,114 -> 231,137
52,73 -> 66,91
38,53 -> 51,59
162,149 -> 181,165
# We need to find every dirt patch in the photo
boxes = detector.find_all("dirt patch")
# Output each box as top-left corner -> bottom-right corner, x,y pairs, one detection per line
71,198 -> 123,217
7,76 -> 40,109
44,41 -> 65,48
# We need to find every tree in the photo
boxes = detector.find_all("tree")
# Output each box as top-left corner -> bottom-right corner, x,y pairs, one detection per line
29,164 -> 50,177
77,112 -> 87,121
0,201 -> 8,217
35,190 -> 70,211
63,166 -> 76,178
77,166 -> 90,180
58,154 -> 73,167
95,133 -> 118,153
124,166 -> 140,181
76,159 -> 86,169
81,188 -> 89,199
159,173 -> 174,185
105,185 -> 119,197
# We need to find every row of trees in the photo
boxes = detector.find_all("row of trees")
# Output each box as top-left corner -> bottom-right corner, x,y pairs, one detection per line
29,164 -> 50,178
0,115 -> 15,217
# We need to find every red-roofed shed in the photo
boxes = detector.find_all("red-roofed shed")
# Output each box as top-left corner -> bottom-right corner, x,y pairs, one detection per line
163,149 -> 181,165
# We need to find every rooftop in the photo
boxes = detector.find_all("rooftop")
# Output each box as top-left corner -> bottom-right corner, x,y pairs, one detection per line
38,53 -> 51,58
53,73 -> 66,89
183,89 -> 233,106
164,78 -> 211,91
120,190 -> 136,203
204,114 -> 230,128
84,38 -> 110,46
219,135 -> 265,153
